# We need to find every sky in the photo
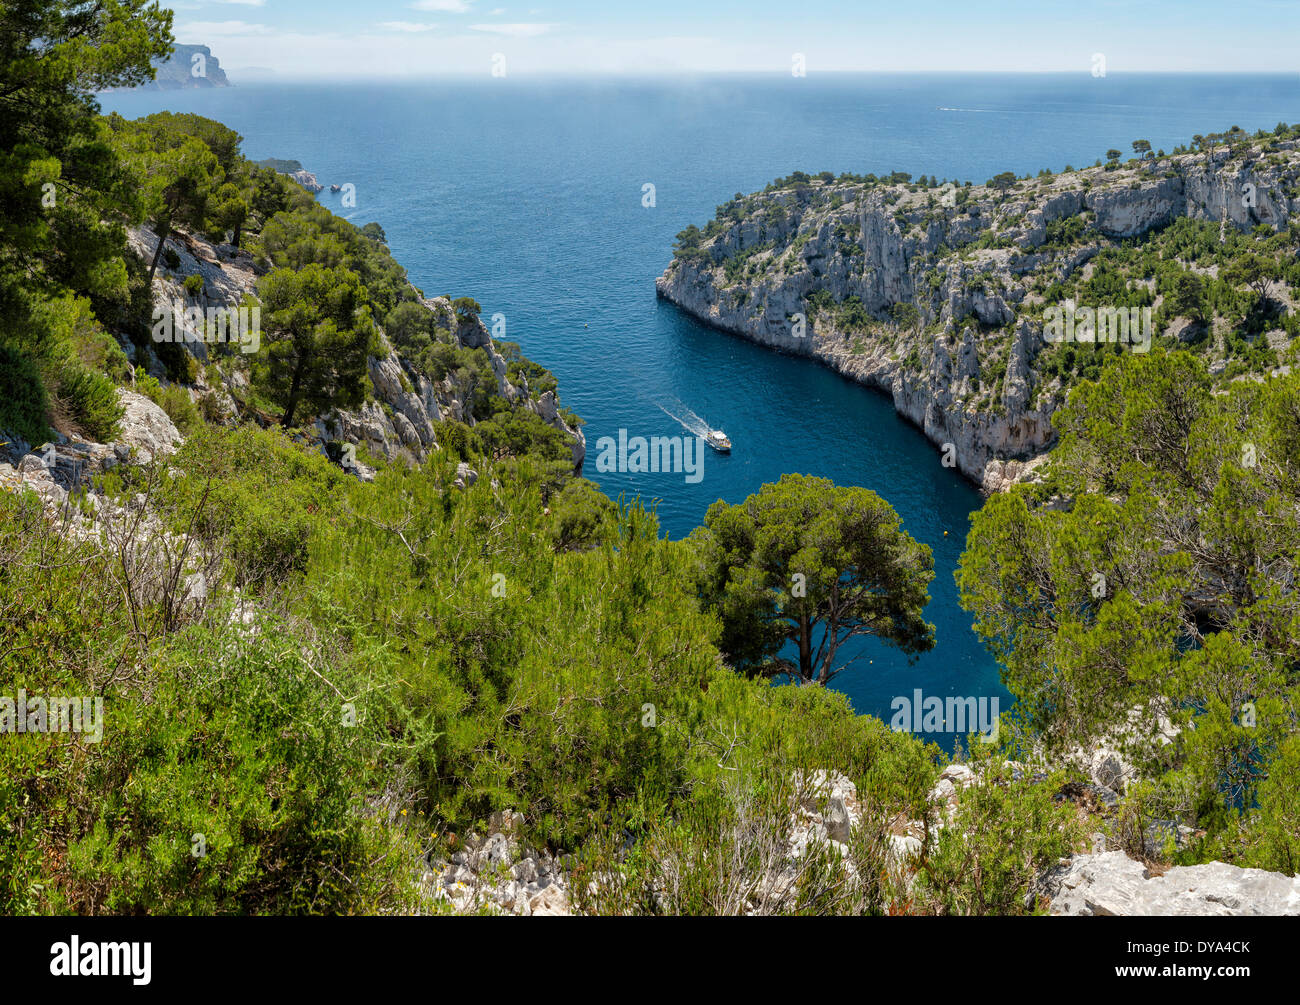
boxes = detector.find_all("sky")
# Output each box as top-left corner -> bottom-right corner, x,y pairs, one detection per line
168,0 -> 1300,78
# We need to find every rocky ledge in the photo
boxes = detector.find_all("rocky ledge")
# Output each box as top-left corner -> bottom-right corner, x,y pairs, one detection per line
1043,852 -> 1300,916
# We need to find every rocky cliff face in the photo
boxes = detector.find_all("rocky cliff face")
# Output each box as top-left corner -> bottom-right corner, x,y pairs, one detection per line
656,142 -> 1300,490
137,44 -> 231,90
125,221 -> 585,480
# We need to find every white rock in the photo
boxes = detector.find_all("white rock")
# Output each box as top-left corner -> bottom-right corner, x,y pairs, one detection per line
1044,851 -> 1300,916
115,389 -> 182,463
888,834 -> 923,863
939,764 -> 976,786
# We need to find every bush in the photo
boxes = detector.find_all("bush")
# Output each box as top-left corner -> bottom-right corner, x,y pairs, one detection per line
153,424 -> 346,588
0,491 -> 416,914
547,478 -> 616,551
0,344 -> 51,445
136,371 -> 200,435
5,294 -> 125,441
385,300 -> 434,356
908,747 -> 1082,914
53,363 -> 122,440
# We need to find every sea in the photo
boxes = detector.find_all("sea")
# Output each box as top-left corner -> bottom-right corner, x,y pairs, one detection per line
101,73 -> 1300,747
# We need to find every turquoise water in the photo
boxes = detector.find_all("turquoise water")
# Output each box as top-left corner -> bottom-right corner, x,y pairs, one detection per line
101,73 -> 1300,742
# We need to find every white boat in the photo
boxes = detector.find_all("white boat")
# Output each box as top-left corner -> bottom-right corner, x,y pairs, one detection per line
706,429 -> 732,453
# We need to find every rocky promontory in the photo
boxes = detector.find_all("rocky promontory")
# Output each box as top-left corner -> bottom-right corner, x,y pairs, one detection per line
657,130 -> 1300,490
140,44 -> 231,89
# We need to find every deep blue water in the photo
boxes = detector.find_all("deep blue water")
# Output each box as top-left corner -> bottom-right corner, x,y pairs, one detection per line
101,74 -> 1300,744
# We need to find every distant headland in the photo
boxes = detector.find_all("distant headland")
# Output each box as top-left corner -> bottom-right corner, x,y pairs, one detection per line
137,43 -> 232,90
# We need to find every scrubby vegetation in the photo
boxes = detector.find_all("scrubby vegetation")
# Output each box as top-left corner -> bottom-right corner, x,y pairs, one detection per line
3,1 -> 1299,918
958,352 -> 1300,874
0,0 -> 964,917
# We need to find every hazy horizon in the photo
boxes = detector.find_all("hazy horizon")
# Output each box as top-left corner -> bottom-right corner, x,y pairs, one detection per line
205,69 -> 1300,81
165,0 -> 1300,78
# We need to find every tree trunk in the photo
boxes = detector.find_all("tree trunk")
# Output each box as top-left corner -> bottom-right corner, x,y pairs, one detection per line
281,353 -> 305,428
146,218 -> 171,288
798,611 -> 813,683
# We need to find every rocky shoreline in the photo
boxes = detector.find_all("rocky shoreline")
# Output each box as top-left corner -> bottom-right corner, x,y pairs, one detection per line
656,139 -> 1300,491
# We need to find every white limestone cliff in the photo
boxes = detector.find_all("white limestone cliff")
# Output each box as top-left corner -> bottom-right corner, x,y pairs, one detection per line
656,142 -> 1300,490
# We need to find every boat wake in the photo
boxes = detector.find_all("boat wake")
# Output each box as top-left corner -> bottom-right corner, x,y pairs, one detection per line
656,401 -> 713,440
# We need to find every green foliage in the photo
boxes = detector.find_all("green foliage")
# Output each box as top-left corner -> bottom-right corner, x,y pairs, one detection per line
156,423 -> 345,587
1,292 -> 124,440
153,337 -> 199,385
125,131 -> 223,285
23,0 -> 1300,912
911,747 -> 1083,915
0,0 -> 172,304
258,200 -> 411,318
474,407 -> 573,464
130,112 -> 244,176
252,263 -> 382,427
672,224 -> 707,263
0,488 -> 416,914
134,369 -> 199,435
434,419 -> 482,462
0,343 -> 50,444
547,478 -> 616,552
497,340 -> 558,397
988,171 -> 1017,194
576,676 -> 935,916
452,297 -> 482,325
385,300 -> 435,354
691,473 -> 935,685
959,351 -> 1300,864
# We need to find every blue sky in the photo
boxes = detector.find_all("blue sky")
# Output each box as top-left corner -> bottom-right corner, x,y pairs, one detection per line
169,0 -> 1300,77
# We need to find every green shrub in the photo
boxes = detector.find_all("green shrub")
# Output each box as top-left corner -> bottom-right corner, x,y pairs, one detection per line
0,344 -> 51,445
5,295 -> 125,440
135,371 -> 200,435
0,491 -> 417,914
153,339 -> 200,385
909,746 -> 1082,915
153,424 -> 345,588
53,362 -> 122,440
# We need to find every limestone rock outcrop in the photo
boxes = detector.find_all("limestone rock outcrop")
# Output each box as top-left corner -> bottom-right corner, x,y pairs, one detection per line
1043,851 -> 1300,916
126,224 -> 586,477
656,142 -> 1300,490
